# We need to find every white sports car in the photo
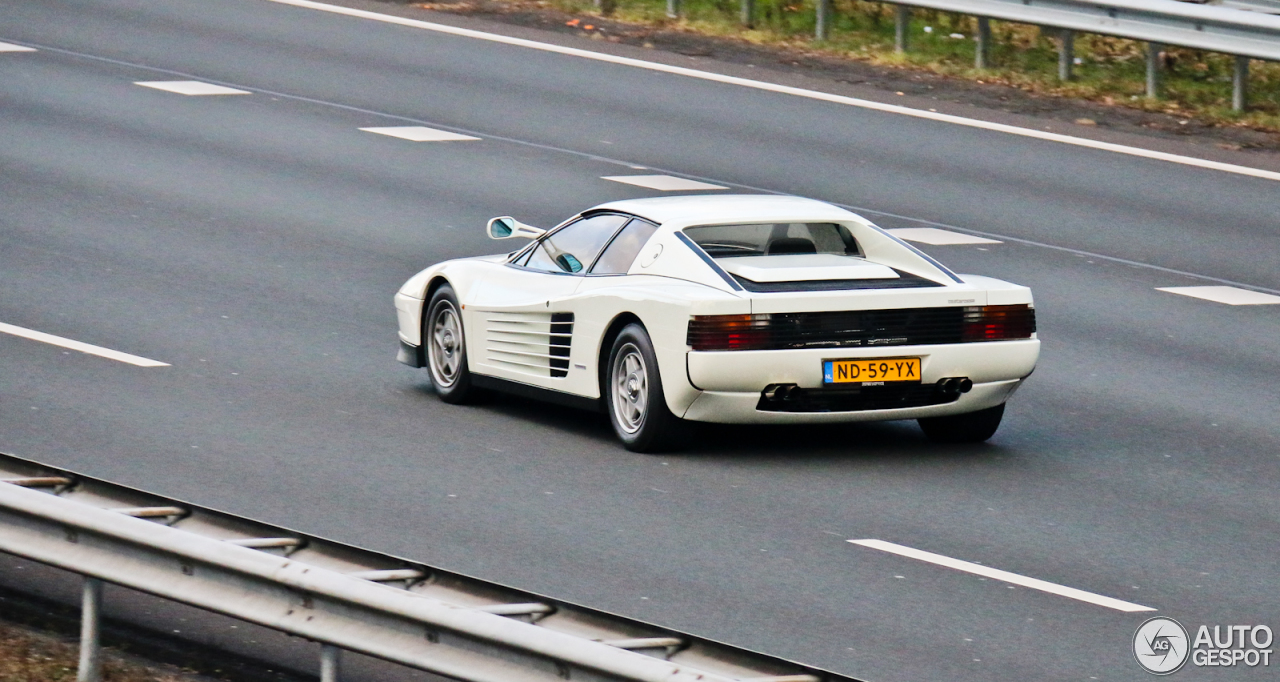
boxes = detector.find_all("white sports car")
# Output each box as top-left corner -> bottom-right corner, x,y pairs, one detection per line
395,195 -> 1039,452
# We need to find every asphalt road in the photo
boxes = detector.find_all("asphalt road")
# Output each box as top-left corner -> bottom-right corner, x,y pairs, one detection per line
2,1 -> 1279,680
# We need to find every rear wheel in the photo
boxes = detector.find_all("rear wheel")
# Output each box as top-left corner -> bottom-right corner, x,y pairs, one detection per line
425,285 -> 482,404
606,324 -> 680,453
917,403 -> 1005,443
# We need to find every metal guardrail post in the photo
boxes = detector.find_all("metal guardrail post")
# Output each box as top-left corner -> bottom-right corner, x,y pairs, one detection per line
1233,56 -> 1249,111
667,0 -> 679,19
895,5 -> 910,52
816,0 -> 832,40
77,577 -> 103,682
1058,29 -> 1074,80
975,17 -> 991,68
321,645 -> 342,682
1146,42 -> 1162,98
741,0 -> 754,27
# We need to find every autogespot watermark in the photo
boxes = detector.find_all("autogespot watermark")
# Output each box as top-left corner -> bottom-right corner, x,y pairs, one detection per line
1133,617 -> 1273,675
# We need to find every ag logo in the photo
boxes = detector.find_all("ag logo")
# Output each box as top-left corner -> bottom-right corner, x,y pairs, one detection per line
1134,617 -> 1190,675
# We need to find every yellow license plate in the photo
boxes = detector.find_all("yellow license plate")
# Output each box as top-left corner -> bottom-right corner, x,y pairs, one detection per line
823,358 -> 921,384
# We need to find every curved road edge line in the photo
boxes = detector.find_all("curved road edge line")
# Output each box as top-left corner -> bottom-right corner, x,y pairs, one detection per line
265,0 -> 1280,183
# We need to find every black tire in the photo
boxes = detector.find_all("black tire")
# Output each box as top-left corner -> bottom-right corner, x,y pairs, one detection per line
604,324 -> 681,453
917,403 -> 1005,443
424,285 -> 482,404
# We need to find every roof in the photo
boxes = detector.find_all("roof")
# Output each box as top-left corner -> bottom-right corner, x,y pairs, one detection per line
590,194 -> 866,228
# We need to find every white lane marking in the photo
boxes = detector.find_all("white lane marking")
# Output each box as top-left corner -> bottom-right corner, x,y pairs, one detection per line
849,539 -> 1155,613
359,126 -> 480,141
17,39 -> 1279,300
0,322 -> 170,367
602,175 -> 727,191
0,42 -> 37,52
1156,286 -> 1280,305
887,227 -> 1002,246
134,81 -> 251,96
18,39 -> 1278,300
266,0 -> 1280,184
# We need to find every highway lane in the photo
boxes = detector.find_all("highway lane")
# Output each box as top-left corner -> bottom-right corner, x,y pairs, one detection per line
1,1 -> 1279,680
5,0 -> 1280,289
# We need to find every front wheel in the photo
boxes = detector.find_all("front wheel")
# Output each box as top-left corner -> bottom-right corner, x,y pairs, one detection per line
917,403 -> 1005,443
424,285 -> 482,404
606,324 -> 680,453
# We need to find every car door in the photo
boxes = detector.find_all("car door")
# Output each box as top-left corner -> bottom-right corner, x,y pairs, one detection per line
464,213 -> 630,391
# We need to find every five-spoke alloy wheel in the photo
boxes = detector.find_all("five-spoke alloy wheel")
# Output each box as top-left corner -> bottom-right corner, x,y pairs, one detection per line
611,343 -> 649,435
425,285 -> 481,404
606,324 -> 679,452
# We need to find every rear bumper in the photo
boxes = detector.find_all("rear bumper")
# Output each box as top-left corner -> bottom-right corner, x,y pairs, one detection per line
687,339 -> 1039,390
681,379 -> 1022,424
679,339 -> 1037,424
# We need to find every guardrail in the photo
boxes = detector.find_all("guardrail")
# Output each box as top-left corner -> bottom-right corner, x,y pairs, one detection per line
0,452 -> 855,682
646,0 -> 1280,110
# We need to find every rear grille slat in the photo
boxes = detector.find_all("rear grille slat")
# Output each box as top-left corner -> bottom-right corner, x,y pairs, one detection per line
756,384 -> 958,413
688,306 -> 1035,351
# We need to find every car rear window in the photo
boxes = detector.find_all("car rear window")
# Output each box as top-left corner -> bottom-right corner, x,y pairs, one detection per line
683,223 -> 860,258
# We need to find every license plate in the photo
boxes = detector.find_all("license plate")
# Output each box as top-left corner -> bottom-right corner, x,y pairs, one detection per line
823,358 -> 921,384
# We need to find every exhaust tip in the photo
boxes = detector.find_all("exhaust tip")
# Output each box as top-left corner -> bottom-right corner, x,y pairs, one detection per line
936,377 -> 973,396
762,384 -> 801,403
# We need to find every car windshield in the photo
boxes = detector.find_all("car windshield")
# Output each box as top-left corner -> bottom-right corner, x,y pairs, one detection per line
683,223 -> 860,258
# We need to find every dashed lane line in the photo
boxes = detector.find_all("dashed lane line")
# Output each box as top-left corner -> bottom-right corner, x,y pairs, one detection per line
887,228 -> 1002,246
9,38 -> 1279,298
1156,286 -> 1280,305
850,539 -> 1156,613
0,323 -> 170,367
266,0 -> 1280,184
359,126 -> 480,141
134,81 -> 251,96
602,175 -> 726,191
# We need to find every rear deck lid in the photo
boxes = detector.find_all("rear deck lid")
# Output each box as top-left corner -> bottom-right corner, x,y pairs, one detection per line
717,255 -> 899,282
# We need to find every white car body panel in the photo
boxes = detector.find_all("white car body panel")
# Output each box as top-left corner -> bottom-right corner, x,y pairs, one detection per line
396,195 -> 1040,425
718,255 -> 900,283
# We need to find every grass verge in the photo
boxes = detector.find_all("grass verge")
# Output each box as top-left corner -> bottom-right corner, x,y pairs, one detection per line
442,0 -> 1280,135
0,620 -> 205,682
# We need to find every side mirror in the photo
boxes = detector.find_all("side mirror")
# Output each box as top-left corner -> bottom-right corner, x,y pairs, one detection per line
487,216 -> 546,240
554,253 -> 583,273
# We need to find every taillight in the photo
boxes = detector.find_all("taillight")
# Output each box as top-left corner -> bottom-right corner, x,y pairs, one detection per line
687,314 -> 773,351
961,305 -> 1036,342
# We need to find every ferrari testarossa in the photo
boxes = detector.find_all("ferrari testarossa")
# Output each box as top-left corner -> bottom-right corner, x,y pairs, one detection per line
395,195 -> 1039,452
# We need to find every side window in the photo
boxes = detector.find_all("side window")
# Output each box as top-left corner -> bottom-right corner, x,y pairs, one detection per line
589,219 -> 659,274
524,214 -> 629,274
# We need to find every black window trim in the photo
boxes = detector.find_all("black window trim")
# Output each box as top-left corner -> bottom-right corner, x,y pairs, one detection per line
585,216 -> 660,276
507,211 -> 640,276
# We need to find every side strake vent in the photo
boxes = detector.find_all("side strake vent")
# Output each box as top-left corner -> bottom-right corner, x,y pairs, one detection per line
687,305 -> 1035,351
485,312 -> 575,378
550,313 -> 573,378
